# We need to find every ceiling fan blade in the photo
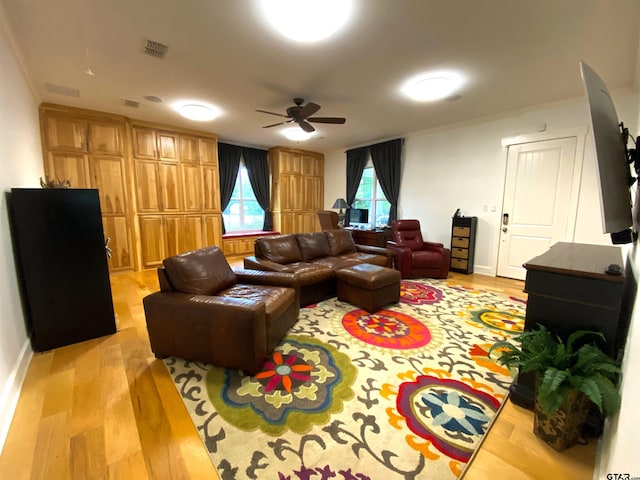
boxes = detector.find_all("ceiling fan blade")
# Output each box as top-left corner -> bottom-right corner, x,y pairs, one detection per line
299,102 -> 321,119
262,121 -> 288,128
308,117 -> 346,124
298,120 -> 315,133
256,109 -> 289,118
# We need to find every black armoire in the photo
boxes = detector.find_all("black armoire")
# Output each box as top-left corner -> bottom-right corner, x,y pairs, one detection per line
9,188 -> 116,351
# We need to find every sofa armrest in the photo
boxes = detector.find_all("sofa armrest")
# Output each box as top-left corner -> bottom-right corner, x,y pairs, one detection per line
235,269 -> 301,311
143,291 -> 269,374
244,256 -> 289,272
355,243 -> 392,257
423,241 -> 445,250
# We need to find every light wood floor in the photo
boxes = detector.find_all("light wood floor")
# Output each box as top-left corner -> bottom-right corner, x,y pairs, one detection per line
0,265 -> 597,479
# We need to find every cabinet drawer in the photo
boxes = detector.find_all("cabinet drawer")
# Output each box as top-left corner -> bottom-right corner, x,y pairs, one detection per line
452,226 -> 470,237
451,258 -> 468,270
452,236 -> 469,248
452,247 -> 469,259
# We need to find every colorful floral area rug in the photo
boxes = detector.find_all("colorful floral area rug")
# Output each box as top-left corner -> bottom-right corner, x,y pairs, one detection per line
164,279 -> 526,480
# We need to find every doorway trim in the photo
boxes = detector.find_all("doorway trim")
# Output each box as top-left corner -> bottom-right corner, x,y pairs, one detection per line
497,126 -> 588,276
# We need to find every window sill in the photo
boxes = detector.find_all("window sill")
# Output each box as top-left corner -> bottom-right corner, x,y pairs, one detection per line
222,231 -> 279,239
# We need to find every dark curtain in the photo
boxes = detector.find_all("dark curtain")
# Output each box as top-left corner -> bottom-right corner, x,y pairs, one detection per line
370,138 -> 403,223
242,146 -> 273,231
346,146 -> 369,207
217,142 -> 242,234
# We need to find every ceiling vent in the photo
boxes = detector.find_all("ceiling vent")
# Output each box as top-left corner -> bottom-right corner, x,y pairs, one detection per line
123,99 -> 140,108
143,39 -> 168,58
45,83 -> 80,97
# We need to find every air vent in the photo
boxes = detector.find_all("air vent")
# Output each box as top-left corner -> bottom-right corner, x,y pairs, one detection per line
143,39 -> 168,58
45,83 -> 80,97
123,99 -> 140,108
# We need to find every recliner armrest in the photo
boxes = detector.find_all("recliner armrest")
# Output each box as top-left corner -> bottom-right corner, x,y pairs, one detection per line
384,241 -> 412,277
423,241 -> 445,250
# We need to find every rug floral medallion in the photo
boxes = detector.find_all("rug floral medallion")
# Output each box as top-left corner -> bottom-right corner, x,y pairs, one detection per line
164,279 -> 525,480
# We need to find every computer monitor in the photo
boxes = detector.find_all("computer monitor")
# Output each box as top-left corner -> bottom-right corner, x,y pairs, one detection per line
346,208 -> 369,227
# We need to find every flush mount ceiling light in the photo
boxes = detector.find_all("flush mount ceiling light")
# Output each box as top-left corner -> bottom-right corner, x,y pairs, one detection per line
402,71 -> 465,101
175,102 -> 221,121
259,0 -> 354,43
282,127 -> 315,141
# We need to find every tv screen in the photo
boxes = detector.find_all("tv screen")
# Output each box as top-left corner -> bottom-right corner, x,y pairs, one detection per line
580,61 -> 634,240
347,208 -> 369,225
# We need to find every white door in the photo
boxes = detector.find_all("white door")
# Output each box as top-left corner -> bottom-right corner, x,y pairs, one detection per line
497,137 -> 579,280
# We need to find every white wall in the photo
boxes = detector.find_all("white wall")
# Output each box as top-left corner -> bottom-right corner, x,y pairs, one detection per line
0,10 -> 42,453
593,96 -> 640,479
325,92 -> 639,275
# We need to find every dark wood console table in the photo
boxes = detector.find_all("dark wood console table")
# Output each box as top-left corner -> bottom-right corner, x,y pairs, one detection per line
349,229 -> 392,248
510,242 -> 634,408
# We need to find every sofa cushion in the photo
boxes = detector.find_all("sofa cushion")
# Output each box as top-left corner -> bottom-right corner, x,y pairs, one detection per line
255,234 -> 304,264
297,232 -> 332,261
325,229 -> 357,256
163,246 -> 237,295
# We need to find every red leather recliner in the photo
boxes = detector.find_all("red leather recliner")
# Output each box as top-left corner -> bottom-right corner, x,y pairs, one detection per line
386,219 -> 451,279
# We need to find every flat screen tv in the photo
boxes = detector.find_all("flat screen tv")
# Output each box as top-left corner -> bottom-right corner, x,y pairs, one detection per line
580,61 -> 636,243
346,208 -> 369,226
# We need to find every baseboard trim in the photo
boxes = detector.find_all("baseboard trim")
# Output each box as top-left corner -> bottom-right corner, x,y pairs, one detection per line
472,265 -> 496,276
0,339 -> 32,455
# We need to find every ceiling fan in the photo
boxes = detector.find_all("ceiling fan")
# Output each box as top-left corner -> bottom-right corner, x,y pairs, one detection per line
257,98 -> 346,133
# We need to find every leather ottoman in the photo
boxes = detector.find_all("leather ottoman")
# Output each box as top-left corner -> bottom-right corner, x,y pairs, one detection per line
336,263 -> 401,313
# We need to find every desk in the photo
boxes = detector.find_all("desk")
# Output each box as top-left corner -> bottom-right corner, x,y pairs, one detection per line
510,242 -> 633,408
349,229 -> 392,248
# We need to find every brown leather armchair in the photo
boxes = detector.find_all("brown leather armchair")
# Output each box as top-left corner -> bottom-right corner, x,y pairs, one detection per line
317,210 -> 340,230
143,246 -> 300,375
386,219 -> 451,279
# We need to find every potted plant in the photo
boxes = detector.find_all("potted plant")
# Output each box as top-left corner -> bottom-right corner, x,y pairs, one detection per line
490,325 -> 621,451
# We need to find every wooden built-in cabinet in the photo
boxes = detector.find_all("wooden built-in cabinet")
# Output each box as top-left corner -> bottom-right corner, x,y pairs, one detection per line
131,121 -> 222,268
39,104 -> 223,272
269,146 -> 324,234
40,107 -> 134,272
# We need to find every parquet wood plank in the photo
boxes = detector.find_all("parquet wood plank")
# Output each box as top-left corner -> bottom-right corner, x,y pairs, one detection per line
30,411 -> 71,480
70,426 -> 108,480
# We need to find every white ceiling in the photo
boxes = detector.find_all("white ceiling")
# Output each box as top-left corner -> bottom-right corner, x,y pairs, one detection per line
3,0 -> 640,153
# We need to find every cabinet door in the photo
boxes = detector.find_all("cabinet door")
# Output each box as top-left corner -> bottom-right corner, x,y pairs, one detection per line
135,161 -> 161,212
44,115 -> 87,152
203,214 -> 223,247
302,212 -> 319,233
303,176 -> 322,211
89,156 -> 127,214
288,175 -> 303,212
183,215 -> 204,252
103,215 -> 132,270
180,135 -> 201,164
132,128 -> 157,160
44,152 -> 90,188
139,215 -> 165,268
163,215 -> 183,257
88,121 -> 124,155
200,138 -> 218,165
159,163 -> 181,212
202,165 -> 221,212
157,132 -> 179,162
181,164 -> 202,212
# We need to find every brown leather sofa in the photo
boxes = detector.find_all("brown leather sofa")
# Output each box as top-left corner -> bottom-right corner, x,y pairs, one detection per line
386,219 -> 450,279
143,246 -> 300,374
243,229 -> 393,306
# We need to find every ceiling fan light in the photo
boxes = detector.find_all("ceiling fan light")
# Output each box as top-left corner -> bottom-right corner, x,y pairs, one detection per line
402,71 -> 465,102
282,127 -> 315,141
175,102 -> 221,121
259,0 -> 353,43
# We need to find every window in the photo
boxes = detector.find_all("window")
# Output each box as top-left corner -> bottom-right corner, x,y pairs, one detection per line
222,163 -> 264,232
353,165 -> 391,227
